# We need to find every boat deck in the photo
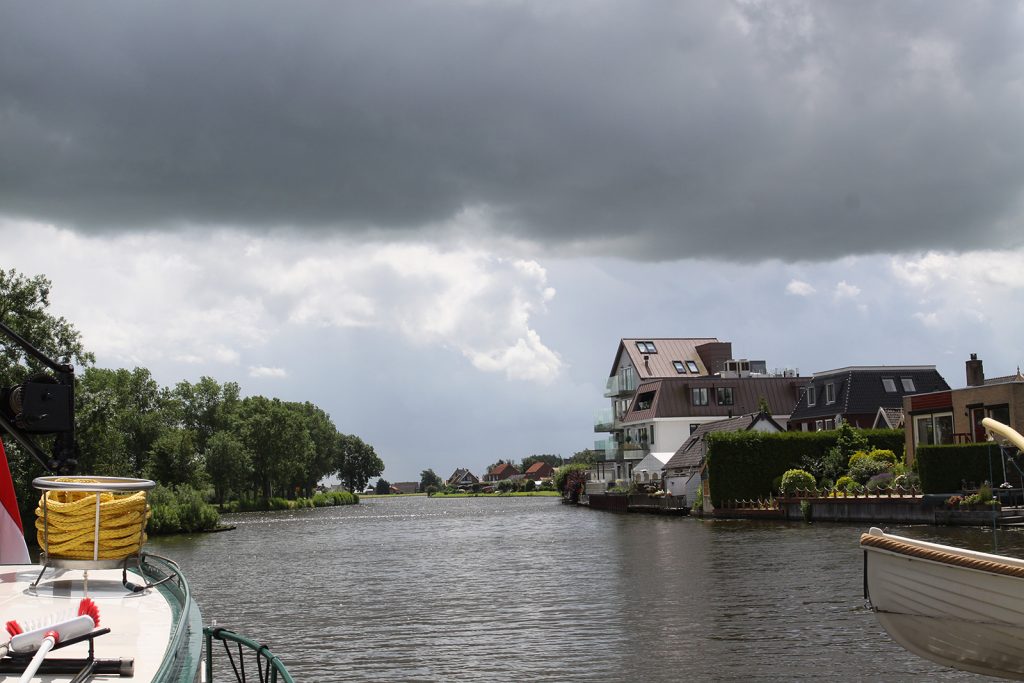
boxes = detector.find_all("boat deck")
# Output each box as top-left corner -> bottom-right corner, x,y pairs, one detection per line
0,565 -> 175,682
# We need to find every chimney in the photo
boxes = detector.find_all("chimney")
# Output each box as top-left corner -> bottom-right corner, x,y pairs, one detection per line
966,353 -> 985,387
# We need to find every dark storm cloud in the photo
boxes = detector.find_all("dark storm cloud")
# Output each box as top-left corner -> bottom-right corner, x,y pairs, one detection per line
1,1 -> 1022,260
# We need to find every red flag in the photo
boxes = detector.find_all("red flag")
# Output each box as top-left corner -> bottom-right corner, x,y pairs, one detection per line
0,438 -> 30,564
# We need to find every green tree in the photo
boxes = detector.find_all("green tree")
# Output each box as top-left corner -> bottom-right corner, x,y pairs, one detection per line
569,449 -> 600,466
204,431 -> 252,504
0,269 -> 95,388
147,428 -> 207,489
170,377 -> 240,453
420,468 -> 443,490
336,434 -> 384,493
375,478 -> 391,494
235,396 -> 314,499
76,367 -> 168,477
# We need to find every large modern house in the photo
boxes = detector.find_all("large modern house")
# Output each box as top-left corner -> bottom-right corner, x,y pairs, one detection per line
593,338 -> 802,484
903,354 -> 1024,465
787,366 -> 949,432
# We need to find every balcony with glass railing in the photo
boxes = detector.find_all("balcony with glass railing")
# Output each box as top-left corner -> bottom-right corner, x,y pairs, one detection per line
593,408 -> 615,432
594,438 -> 622,461
603,374 -> 638,398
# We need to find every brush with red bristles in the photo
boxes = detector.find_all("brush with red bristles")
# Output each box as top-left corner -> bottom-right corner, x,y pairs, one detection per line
2,598 -> 100,683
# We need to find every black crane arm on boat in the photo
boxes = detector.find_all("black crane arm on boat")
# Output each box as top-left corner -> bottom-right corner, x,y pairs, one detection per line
0,320 -> 77,473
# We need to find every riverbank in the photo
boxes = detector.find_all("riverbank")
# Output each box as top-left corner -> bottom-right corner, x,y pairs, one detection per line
581,491 -> 1024,526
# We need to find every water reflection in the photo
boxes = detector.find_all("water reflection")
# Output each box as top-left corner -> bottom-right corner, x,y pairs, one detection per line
150,498 -> 991,681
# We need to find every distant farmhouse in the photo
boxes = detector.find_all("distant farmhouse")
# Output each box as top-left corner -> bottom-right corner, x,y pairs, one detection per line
524,461 -> 555,480
447,468 -> 479,489
484,463 -> 520,482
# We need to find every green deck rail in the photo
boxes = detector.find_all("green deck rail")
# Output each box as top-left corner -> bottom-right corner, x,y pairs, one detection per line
204,626 -> 295,683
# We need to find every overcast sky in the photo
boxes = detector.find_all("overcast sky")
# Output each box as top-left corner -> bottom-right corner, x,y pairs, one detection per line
3,1 -> 1024,482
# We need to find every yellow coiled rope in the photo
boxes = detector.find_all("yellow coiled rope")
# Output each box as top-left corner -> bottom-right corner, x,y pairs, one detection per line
35,478 -> 151,560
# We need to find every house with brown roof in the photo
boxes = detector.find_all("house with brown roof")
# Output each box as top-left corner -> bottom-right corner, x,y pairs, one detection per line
662,412 -> 785,502
903,354 -> 1024,466
392,481 -> 419,494
447,468 -> 479,488
524,461 -> 555,480
787,365 -> 949,432
592,337 -> 802,486
484,462 -> 520,482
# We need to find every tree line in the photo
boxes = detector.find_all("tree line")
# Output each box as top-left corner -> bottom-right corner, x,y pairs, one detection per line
0,269 -> 383,518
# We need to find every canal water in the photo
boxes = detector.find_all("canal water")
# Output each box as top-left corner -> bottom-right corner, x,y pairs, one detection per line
149,496 -> 1005,681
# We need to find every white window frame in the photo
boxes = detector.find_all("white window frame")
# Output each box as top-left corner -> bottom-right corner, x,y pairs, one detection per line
901,378 -> 916,392
807,386 -> 816,407
825,382 -> 835,404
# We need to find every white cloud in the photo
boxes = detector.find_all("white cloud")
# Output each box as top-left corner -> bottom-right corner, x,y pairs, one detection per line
785,279 -> 816,296
249,366 -> 288,378
834,280 -> 861,299
0,221 -> 562,384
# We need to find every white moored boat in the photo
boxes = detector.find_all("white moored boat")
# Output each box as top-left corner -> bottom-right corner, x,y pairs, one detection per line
861,526 -> 1024,680
861,417 -> 1024,680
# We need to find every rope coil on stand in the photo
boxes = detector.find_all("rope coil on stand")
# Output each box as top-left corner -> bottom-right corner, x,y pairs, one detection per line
35,478 -> 151,560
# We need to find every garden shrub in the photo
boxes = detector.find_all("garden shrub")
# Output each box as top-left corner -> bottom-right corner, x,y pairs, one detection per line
268,497 -> 291,510
849,457 -> 893,484
780,469 -> 816,494
147,484 -> 219,535
834,475 -> 855,492
868,449 -> 898,466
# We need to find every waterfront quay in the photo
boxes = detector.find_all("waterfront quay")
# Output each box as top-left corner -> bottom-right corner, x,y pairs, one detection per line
581,489 -> 1024,525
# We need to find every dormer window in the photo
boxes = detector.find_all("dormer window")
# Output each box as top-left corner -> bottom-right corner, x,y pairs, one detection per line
807,386 -> 817,407
882,378 -> 897,393
636,341 -> 657,354
825,382 -> 835,404
685,360 -> 699,373
673,361 -> 686,374
635,391 -> 656,411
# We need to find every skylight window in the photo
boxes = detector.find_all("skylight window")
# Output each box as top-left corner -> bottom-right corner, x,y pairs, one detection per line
635,341 -> 657,354
882,378 -> 897,393
673,361 -> 686,374
685,360 -> 699,373
901,378 -> 916,392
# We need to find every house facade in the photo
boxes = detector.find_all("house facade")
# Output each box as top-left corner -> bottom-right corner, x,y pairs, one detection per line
447,468 -> 479,488
788,366 -> 949,432
524,462 -> 555,480
593,337 -> 801,485
903,355 -> 1024,465
484,463 -> 520,482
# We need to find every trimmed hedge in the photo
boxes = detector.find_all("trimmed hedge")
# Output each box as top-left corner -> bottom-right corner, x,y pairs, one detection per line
706,428 -> 905,506
917,443 -> 1003,493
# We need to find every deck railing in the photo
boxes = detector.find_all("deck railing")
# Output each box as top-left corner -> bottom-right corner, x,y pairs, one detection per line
204,626 -> 295,683
718,486 -> 924,510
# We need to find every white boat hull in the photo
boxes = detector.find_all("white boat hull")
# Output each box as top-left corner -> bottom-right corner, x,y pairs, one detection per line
862,527 -> 1024,680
